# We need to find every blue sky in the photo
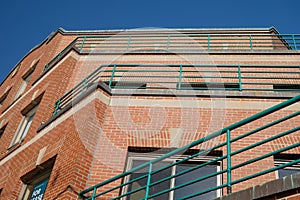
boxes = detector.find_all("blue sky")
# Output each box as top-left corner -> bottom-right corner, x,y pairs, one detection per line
1,0 -> 300,83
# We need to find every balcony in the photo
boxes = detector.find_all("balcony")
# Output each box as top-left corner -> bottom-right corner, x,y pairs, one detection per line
51,64 -> 300,116
77,94 -> 300,199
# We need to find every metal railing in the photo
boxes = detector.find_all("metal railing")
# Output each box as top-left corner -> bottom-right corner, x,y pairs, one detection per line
42,33 -> 300,73
52,64 -> 300,115
73,34 -> 300,53
78,94 -> 300,199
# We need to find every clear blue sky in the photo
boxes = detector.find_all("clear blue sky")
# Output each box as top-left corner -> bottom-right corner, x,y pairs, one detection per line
1,0 -> 300,83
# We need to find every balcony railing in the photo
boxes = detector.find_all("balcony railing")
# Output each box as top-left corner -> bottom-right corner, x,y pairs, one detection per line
74,34 -> 300,53
41,33 -> 300,73
52,64 -> 300,115
78,94 -> 300,199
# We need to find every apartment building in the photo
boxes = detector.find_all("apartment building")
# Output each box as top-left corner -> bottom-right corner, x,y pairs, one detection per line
0,27 -> 299,200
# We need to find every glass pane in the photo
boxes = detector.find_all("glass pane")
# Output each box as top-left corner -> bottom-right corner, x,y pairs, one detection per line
127,160 -> 172,200
278,168 -> 300,178
174,163 -> 218,200
20,113 -> 35,140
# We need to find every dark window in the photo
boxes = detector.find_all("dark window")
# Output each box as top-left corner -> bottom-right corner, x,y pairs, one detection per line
0,124 -> 7,139
274,154 -> 300,178
125,155 -> 220,199
0,89 -> 10,106
20,157 -> 55,200
105,81 -> 147,89
179,83 -> 239,90
273,84 -> 300,91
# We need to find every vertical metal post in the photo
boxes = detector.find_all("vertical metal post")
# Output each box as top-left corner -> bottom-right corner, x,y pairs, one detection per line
126,36 -> 132,52
178,65 -> 183,89
91,187 -> 97,200
166,35 -> 170,51
53,100 -> 61,116
249,35 -> 253,51
82,78 -> 87,94
292,35 -> 297,50
109,64 -> 117,89
226,129 -> 232,194
208,35 -> 210,51
238,65 -> 242,91
44,64 -> 49,71
145,163 -> 152,200
79,36 -> 87,53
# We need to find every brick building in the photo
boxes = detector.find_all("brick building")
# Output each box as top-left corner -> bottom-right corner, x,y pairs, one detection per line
0,27 -> 299,200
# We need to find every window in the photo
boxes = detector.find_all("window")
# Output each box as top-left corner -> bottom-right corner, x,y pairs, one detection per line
123,151 -> 221,200
15,66 -> 35,100
0,124 -> 7,139
0,89 -> 10,106
20,157 -> 55,200
274,154 -> 300,178
10,104 -> 38,146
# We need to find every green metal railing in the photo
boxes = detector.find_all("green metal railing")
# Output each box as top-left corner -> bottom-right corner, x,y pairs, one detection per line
78,94 -> 300,199
42,33 -> 300,73
52,64 -> 300,115
73,34 -> 300,53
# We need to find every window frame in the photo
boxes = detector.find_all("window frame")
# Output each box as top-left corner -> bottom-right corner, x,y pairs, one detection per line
123,153 -> 222,200
19,156 -> 55,200
9,105 -> 38,147
14,65 -> 36,100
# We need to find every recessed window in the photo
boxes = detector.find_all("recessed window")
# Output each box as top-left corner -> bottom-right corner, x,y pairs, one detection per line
20,157 -> 55,200
179,82 -> 239,90
0,89 -> 10,106
10,104 -> 38,147
123,151 -> 221,200
273,84 -> 300,91
0,124 -> 7,139
14,66 -> 36,100
104,81 -> 147,89
274,154 -> 300,178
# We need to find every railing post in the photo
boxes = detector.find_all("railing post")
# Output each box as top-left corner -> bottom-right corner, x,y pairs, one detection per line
166,35 -> 170,51
249,35 -> 253,51
81,78 -> 87,94
238,65 -> 242,91
145,163 -> 152,200
208,35 -> 210,51
126,36 -> 132,52
292,34 -> 297,50
109,64 -> 117,89
226,129 -> 232,194
91,187 -> 97,200
79,36 -> 87,53
177,65 -> 183,89
53,100 -> 61,116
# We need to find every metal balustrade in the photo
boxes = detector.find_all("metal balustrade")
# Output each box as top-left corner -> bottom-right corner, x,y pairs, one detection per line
78,94 -> 300,199
74,34 -> 300,53
52,64 -> 300,115
42,33 -> 300,73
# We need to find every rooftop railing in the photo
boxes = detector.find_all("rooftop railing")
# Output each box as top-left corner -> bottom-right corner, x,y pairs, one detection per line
78,94 -> 300,199
74,34 -> 300,53
41,33 -> 300,73
52,64 -> 300,115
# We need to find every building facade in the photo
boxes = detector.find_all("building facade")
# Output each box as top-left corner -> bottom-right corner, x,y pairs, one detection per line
0,27 -> 299,200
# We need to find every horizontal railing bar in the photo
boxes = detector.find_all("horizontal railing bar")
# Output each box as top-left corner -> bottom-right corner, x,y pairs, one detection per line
231,158 -> 300,186
231,140 -> 300,171
147,169 -> 226,199
231,126 -> 300,158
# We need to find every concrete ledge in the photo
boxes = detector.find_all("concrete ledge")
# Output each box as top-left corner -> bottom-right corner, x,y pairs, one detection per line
214,173 -> 300,200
